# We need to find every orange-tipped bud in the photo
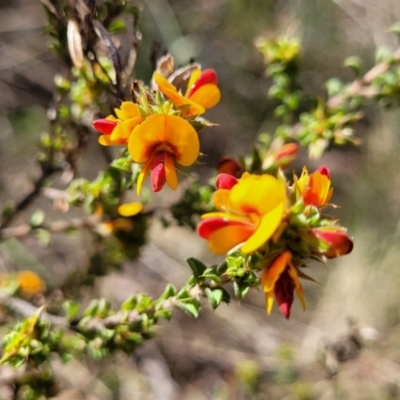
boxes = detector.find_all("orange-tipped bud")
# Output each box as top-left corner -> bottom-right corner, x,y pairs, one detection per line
313,228 -> 353,258
274,143 -> 299,167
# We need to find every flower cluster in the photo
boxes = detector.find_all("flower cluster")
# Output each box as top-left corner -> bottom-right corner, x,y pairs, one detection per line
93,67 -> 220,195
198,166 -> 353,319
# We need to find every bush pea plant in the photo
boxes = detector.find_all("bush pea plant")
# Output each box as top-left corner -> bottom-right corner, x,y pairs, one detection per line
2,0 -> 400,397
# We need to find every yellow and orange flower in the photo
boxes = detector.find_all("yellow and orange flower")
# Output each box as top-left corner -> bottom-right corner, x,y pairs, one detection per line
296,166 -> 333,206
154,69 -> 221,116
93,102 -> 143,146
197,173 -> 286,255
260,251 -> 306,319
128,114 -> 200,194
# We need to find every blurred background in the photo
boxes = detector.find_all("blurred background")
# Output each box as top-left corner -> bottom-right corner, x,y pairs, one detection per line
2,0 -> 400,399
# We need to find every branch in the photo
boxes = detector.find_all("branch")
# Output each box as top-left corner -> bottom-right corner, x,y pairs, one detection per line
0,166 -> 62,230
0,214 -> 102,239
327,47 -> 400,109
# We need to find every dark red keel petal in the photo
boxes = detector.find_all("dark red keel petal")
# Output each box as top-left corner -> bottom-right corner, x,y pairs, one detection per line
274,271 -> 295,319
150,153 -> 167,192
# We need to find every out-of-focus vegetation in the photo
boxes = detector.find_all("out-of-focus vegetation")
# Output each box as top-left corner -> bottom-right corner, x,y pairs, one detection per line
1,0 -> 400,399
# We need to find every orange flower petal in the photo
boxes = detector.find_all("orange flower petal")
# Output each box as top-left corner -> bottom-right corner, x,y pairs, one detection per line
304,171 -> 331,205
287,265 -> 306,311
213,189 -> 231,211
154,72 -> 179,96
241,202 -> 285,254
118,202 -> 143,216
260,251 -> 292,292
115,102 -> 140,120
98,135 -> 126,146
265,291 -> 275,315
187,69 -> 218,97
17,271 -> 46,295
198,218 -> 249,239
120,101 -> 141,118
154,72 -> 205,115
188,83 -> 221,109
110,116 -> 142,141
165,153 -> 178,190
207,224 -> 255,255
128,114 -> 199,166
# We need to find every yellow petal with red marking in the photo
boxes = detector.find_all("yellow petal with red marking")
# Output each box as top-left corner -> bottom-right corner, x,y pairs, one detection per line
229,174 -> 286,216
128,114 -> 199,166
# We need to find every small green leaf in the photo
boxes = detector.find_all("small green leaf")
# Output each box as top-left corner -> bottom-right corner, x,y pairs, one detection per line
159,283 -> 177,300
205,288 -> 223,310
186,258 -> 207,279
233,281 -> 250,300
121,295 -> 138,311
154,309 -> 172,320
344,56 -> 361,76
176,298 -> 200,318
201,268 -> 222,284
62,300 -> 79,322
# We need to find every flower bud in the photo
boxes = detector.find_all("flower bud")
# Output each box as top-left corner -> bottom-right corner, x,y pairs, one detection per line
216,156 -> 242,177
216,173 -> 238,190
274,143 -> 299,167
313,228 -> 353,258
316,165 -> 330,178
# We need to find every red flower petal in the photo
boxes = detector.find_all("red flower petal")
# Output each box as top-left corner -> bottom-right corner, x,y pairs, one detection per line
274,270 -> 295,319
150,153 -> 166,192
187,69 -> 218,97
216,173 -> 238,190
93,119 -> 117,135
316,165 -> 330,178
197,218 -> 228,239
